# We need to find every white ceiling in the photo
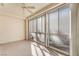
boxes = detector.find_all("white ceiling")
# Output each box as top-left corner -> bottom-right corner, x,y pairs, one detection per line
0,3 -> 49,19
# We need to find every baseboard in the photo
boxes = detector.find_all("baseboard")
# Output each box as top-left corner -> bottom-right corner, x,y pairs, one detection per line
0,39 -> 25,45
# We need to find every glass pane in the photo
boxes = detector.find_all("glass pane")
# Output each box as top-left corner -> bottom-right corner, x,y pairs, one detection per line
37,17 -> 42,32
29,20 -> 33,40
29,19 -> 37,41
37,15 -> 45,44
49,10 -> 58,34
49,35 -> 69,51
37,34 -> 45,42
29,20 -> 33,33
33,19 -> 36,33
58,6 -> 70,52
48,5 -> 70,53
32,19 -> 37,41
48,9 -> 59,48
59,6 -> 70,34
41,16 -> 45,33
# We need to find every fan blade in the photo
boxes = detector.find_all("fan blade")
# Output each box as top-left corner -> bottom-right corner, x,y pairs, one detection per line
22,6 -> 35,9
21,3 -> 35,9
26,9 -> 33,14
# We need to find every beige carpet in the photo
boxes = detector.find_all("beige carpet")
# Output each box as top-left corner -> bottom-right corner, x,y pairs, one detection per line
0,40 -> 64,56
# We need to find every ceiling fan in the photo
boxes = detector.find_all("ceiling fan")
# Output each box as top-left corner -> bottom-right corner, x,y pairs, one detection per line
21,3 -> 35,14
0,3 -> 35,14
21,3 -> 35,9
0,3 -> 35,18
0,3 -> 35,9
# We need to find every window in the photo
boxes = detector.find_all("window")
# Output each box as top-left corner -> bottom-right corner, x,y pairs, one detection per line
29,20 -> 33,33
48,5 -> 70,53
29,4 -> 70,54
58,6 -> 70,52
41,15 -> 45,33
49,10 -> 58,34
59,6 -> 70,35
37,17 -> 42,32
37,15 -> 46,44
33,19 -> 36,33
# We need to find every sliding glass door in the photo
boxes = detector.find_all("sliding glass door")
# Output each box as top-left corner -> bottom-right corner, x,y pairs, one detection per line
48,5 -> 70,53
58,5 -> 70,52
